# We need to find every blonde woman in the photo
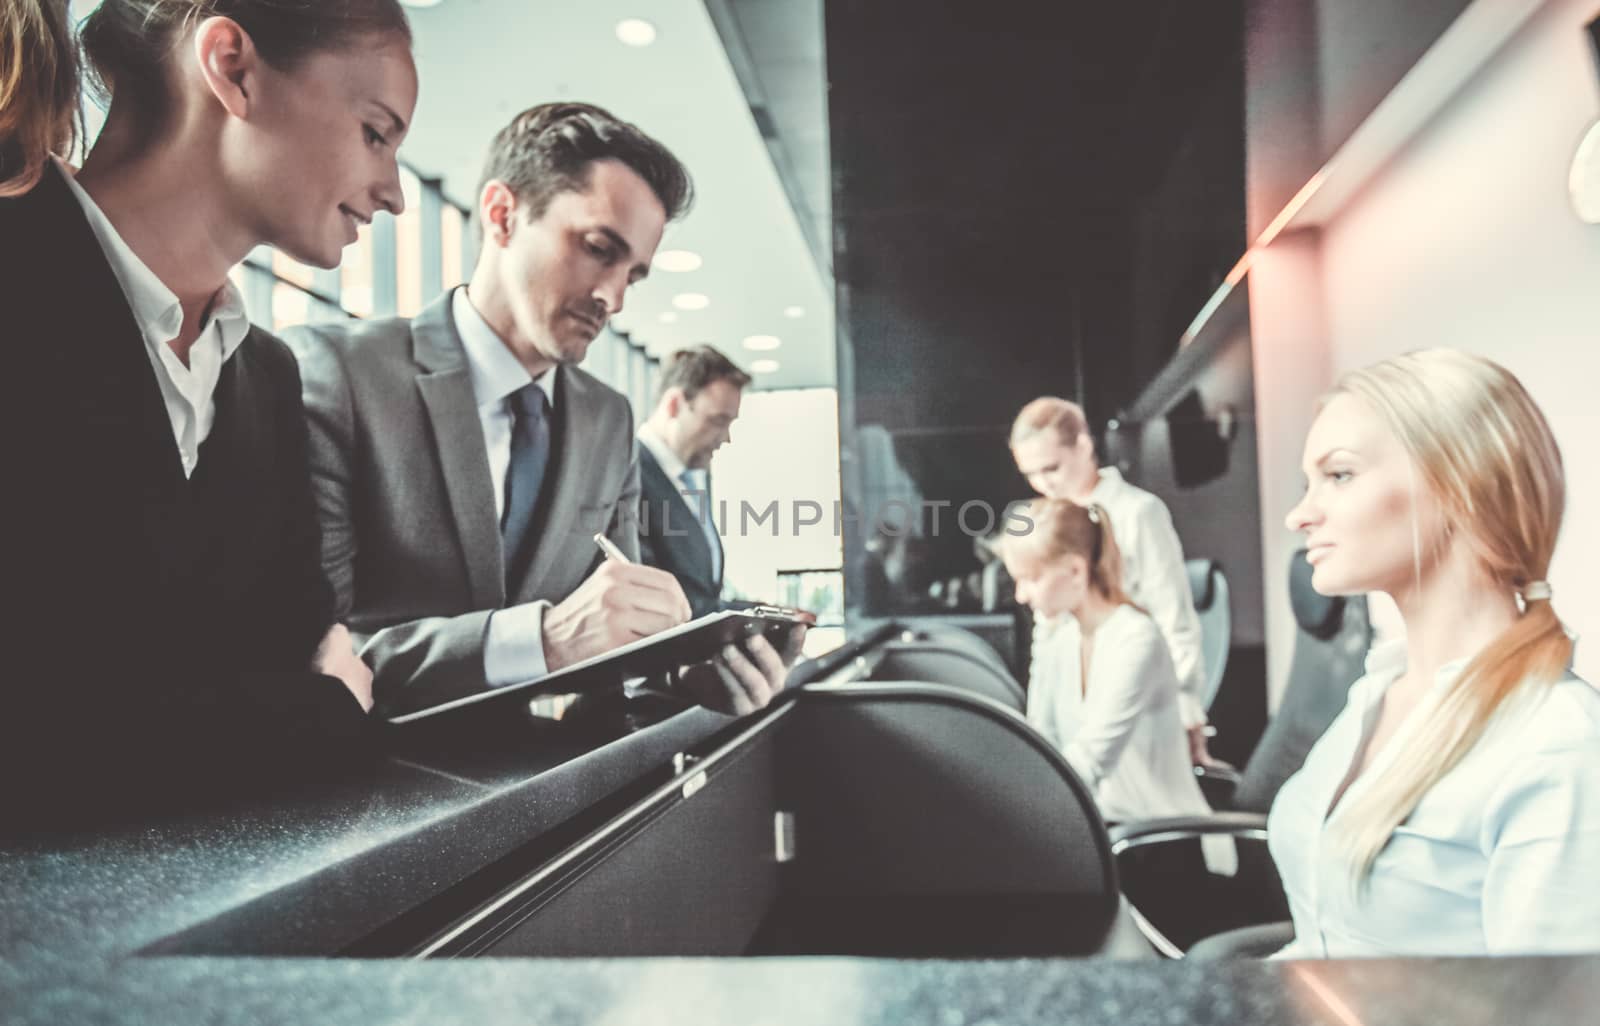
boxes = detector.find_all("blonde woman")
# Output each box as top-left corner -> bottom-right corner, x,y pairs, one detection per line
1002,498 -> 1213,824
1270,349 -> 1600,957
0,0 -> 79,196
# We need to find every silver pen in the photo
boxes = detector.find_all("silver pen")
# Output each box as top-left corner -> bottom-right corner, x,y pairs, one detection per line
593,532 -> 631,564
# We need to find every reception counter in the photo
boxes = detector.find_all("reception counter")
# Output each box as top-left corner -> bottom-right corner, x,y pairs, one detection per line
3,687 -> 1595,1025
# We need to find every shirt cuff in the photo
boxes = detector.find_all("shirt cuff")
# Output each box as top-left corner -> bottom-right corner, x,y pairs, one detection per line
1178,691 -> 1208,730
484,601 -> 550,687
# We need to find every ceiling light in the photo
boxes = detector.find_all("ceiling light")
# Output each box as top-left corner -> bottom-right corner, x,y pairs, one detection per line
615,18 -> 657,47
743,335 -> 781,351
782,306 -> 805,318
654,249 -> 702,272
750,359 -> 781,374
672,293 -> 710,311
658,311 -> 678,324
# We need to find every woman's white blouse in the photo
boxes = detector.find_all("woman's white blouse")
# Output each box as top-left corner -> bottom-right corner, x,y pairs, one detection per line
1268,640 -> 1600,958
1027,604 -> 1210,824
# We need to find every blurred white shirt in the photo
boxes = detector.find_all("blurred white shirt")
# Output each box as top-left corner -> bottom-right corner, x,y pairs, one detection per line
1029,604 -> 1210,822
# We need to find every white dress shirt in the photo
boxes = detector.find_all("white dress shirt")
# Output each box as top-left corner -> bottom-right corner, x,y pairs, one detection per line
1268,640 -> 1600,958
452,287 -> 559,687
1028,604 -> 1214,823
1033,467 -> 1208,728
55,157 -> 251,478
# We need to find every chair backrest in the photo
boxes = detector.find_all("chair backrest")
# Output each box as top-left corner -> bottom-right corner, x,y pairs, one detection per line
864,639 -> 1026,711
1231,550 -> 1372,813
775,683 -> 1122,956
1185,559 -> 1232,710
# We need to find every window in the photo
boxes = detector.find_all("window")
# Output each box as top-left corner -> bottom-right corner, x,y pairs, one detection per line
441,204 -> 466,291
395,168 -> 424,316
339,225 -> 376,319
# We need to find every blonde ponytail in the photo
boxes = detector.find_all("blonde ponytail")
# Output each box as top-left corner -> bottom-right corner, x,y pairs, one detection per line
1012,498 -> 1145,613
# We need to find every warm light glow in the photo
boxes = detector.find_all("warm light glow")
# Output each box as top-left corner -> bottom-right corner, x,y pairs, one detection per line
742,335 -> 782,351
1288,965 -> 1368,1026
672,293 -> 711,311
751,359 -> 781,374
615,18 -> 657,46
782,306 -> 805,318
654,250 -> 702,272
1177,169 -> 1332,348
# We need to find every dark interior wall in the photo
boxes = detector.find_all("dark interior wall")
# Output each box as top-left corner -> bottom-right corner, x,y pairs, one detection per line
1119,336 -> 1265,646
826,0 -> 1249,616
1127,27 -> 1247,389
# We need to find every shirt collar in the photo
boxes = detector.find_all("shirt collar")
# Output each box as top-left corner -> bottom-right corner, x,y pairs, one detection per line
451,286 -> 557,411
53,156 -> 250,361
1359,635 -> 1475,699
637,421 -> 691,483
1088,465 -> 1125,503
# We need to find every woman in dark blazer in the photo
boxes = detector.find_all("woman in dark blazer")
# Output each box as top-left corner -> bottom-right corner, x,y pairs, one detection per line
1,0 -> 418,818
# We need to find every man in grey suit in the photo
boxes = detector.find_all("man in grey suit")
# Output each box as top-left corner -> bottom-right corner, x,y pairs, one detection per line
286,103 -> 800,718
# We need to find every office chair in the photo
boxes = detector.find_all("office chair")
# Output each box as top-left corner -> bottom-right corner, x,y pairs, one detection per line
1186,558 -> 1232,711
772,682 -> 1155,957
858,632 -> 1027,712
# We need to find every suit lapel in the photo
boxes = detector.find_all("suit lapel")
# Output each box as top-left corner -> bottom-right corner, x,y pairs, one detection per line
12,163 -> 186,490
640,445 -> 712,572
411,297 -> 505,609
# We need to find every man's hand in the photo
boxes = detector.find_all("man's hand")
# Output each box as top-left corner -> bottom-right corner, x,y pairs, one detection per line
677,624 -> 808,716
543,560 -> 693,672
314,623 -> 374,712
1187,724 -> 1220,767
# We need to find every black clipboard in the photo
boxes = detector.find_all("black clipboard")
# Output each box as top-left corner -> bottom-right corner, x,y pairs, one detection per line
384,605 -> 815,725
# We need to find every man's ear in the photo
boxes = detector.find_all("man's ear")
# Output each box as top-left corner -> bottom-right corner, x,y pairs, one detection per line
662,386 -> 686,418
479,181 -> 519,247
192,17 -> 258,120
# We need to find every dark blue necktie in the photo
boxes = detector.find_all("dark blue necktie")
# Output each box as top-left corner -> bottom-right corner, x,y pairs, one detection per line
501,382 -> 550,586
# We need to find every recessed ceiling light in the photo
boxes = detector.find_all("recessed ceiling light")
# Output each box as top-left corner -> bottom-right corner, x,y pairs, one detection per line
615,18 -> 657,46
658,311 -> 678,324
750,359 -> 781,374
654,249 -> 702,272
672,293 -> 710,311
782,306 -> 805,318
743,335 -> 781,351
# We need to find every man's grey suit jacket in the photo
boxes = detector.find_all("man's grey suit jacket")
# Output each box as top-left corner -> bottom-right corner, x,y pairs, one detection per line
284,291 -> 640,717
